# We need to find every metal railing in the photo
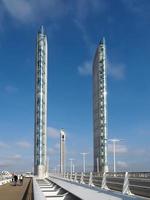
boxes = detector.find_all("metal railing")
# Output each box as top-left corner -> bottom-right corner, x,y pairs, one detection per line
52,172 -> 150,198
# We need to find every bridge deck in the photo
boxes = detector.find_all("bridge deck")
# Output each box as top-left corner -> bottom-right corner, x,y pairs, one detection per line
49,176 -> 145,200
0,178 -> 31,200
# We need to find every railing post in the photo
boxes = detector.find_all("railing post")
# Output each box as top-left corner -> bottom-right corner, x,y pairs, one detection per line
74,173 -> 78,183
66,172 -> 69,180
80,172 -> 84,184
122,172 -> 133,195
89,172 -> 94,187
101,172 -> 109,190
70,173 -> 72,181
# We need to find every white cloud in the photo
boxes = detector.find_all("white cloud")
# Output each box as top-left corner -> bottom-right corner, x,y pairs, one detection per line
16,141 -> 31,148
0,161 -> 13,167
2,0 -> 33,23
0,154 -> 25,170
108,61 -> 126,80
74,0 -> 107,54
74,20 -> 95,54
4,85 -> 18,94
47,127 -> 60,138
130,148 -> 147,156
47,138 -> 61,159
9,154 -> 22,160
78,60 -> 92,76
117,161 -> 128,168
1,0 -> 108,25
47,143 -> 59,156
108,144 -> 128,154
74,0 -> 107,51
54,143 -> 60,150
121,0 -> 150,18
0,142 -> 9,148
0,154 -> 22,166
1,0 -> 69,23
47,148 -> 56,155
78,59 -> 126,80
75,0 -> 106,21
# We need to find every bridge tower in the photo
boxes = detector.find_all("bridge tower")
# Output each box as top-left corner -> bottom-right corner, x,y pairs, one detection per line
60,129 -> 66,175
34,26 -> 48,177
93,38 -> 108,173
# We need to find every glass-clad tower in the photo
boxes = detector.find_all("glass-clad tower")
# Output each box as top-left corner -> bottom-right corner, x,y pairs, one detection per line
34,26 -> 48,177
93,38 -> 108,173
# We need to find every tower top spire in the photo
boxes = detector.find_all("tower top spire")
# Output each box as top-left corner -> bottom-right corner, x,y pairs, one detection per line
39,25 -> 44,34
99,37 -> 105,45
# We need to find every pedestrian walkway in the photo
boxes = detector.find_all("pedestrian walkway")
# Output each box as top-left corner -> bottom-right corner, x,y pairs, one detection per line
0,177 -> 31,200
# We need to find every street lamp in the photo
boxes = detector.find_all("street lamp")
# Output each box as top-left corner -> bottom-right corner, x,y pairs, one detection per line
69,158 -> 74,175
80,152 -> 88,173
108,139 -> 121,173
72,163 -> 75,173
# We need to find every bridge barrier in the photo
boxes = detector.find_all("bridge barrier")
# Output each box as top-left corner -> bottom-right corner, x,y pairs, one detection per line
33,177 -> 45,200
123,172 -> 133,195
101,172 -> 109,190
22,178 -> 33,200
61,172 -> 150,198
74,172 -> 78,182
80,172 -> 85,184
0,178 -> 11,186
89,172 -> 94,187
66,173 -> 69,179
106,173 -> 125,192
126,173 -> 148,198
92,173 -> 102,187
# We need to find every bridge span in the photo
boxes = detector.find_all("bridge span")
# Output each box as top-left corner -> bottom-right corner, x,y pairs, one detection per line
47,176 -> 142,200
0,172 -> 149,199
33,172 -> 150,200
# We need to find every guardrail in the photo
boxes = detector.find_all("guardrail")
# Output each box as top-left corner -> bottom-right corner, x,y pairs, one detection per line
33,177 -> 45,200
22,178 -> 34,200
52,172 -> 150,198
0,176 -> 12,186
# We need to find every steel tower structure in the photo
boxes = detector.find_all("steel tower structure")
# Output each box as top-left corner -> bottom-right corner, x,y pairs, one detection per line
93,38 -> 108,173
60,129 -> 66,175
34,26 -> 48,177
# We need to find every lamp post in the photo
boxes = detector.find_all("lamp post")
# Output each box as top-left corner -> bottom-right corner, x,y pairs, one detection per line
80,153 -> 88,173
69,158 -> 74,175
108,139 -> 121,173
72,163 -> 75,173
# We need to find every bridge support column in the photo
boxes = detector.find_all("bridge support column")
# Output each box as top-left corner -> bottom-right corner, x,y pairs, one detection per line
70,173 -> 73,181
89,172 -> 95,187
101,172 -> 109,190
122,172 -> 133,195
66,172 -> 69,180
80,172 -> 85,184
74,173 -> 78,183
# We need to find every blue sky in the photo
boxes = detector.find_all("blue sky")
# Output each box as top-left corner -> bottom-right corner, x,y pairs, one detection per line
0,0 -> 150,173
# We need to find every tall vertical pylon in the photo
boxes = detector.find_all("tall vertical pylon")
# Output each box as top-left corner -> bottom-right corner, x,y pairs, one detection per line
34,26 -> 48,178
60,129 -> 66,175
93,38 -> 108,173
